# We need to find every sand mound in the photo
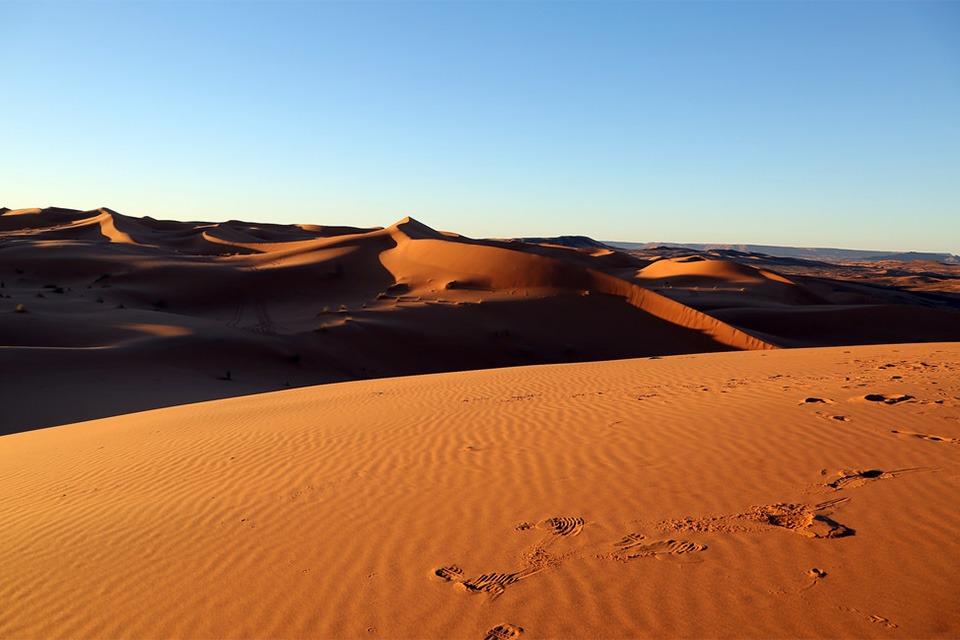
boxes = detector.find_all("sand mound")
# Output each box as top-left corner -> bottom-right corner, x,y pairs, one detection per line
638,256 -> 793,284
2,342 -> 958,638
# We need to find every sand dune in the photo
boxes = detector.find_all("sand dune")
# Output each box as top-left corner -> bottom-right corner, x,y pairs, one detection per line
1,207 -> 778,433
2,343 -> 959,638
3,207 -> 960,434
627,250 -> 960,343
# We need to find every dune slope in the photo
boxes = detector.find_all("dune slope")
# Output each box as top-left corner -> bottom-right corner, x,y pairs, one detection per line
626,250 -> 960,347
2,342 -> 959,639
1,207 -> 774,433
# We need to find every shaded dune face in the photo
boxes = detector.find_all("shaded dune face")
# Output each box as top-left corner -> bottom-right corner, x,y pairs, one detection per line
0,208 -> 774,432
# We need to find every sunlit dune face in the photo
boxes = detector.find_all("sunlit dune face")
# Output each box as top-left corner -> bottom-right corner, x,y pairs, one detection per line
120,323 -> 193,338
1,342 -> 959,638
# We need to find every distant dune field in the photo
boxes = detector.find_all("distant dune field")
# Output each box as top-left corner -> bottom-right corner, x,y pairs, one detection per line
1,207 -> 774,433
2,207 -> 958,433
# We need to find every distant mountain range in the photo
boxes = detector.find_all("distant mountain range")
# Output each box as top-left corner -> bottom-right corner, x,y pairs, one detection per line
513,235 -> 613,250
604,241 -> 959,264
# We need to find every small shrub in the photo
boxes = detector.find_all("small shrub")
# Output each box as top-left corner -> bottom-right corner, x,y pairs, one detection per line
338,304 -> 348,312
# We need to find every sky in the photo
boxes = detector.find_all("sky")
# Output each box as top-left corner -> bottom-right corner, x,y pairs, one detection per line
2,1 -> 958,253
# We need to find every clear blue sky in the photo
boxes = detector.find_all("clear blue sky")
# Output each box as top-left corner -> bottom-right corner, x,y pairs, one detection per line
2,1 -> 958,252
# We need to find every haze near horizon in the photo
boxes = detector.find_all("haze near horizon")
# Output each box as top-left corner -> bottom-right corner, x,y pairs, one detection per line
2,1 -> 958,252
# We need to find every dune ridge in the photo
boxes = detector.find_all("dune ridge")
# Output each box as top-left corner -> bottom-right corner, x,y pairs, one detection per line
2,207 -> 783,432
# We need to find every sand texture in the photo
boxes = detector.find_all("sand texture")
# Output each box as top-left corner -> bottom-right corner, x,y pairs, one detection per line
3,342 -> 960,638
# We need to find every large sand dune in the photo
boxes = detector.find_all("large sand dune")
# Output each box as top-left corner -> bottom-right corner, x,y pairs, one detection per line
1,207 -> 773,433
4,207 -> 960,434
2,343 -> 959,638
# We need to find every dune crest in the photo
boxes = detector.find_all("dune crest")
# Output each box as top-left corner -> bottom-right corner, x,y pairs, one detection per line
1,207 -> 786,432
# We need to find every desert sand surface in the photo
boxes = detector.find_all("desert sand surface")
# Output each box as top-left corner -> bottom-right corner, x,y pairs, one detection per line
2,342 -> 960,639
3,207 -> 959,638
3,207 -> 960,433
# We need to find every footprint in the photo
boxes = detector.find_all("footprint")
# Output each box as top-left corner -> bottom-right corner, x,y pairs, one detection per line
484,623 -> 523,640
869,615 -> 898,629
892,430 -> 959,445
864,393 -> 914,404
799,567 -> 828,592
434,565 -> 540,599
661,496 -> 855,539
436,517 -> 581,603
839,606 -> 899,628
435,564 -> 542,599
815,412 -> 850,423
611,536 -> 706,561
538,517 -> 584,537
827,467 -> 924,489
613,533 -> 646,548
751,499 -> 854,539
435,565 -> 466,582
463,568 -> 541,598
827,469 -> 887,489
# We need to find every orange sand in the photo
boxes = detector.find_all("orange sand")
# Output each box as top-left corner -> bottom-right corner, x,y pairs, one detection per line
2,342 -> 959,639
